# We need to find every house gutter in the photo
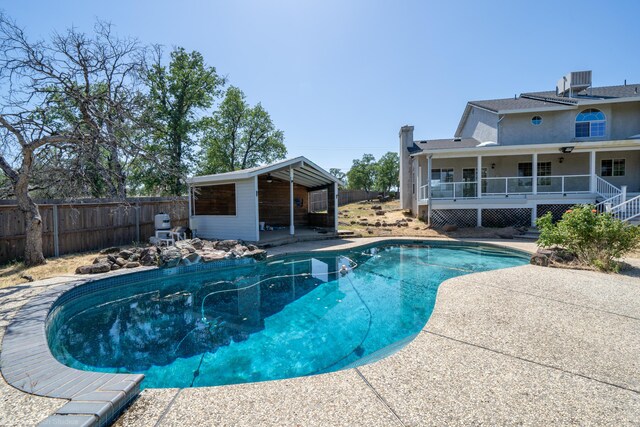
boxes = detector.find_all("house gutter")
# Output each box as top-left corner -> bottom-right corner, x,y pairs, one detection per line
410,138 -> 640,159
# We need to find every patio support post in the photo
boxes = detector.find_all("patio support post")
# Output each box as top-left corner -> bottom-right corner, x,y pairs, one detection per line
334,182 -> 339,231
427,155 -> 432,226
254,176 -> 260,241
476,155 -> 482,199
187,184 -> 192,231
531,205 -> 537,227
477,208 -> 482,227
532,153 -> 538,195
589,150 -> 596,193
289,166 -> 295,235
418,164 -> 422,201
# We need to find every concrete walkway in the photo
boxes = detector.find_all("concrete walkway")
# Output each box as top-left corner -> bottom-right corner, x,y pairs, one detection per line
1,238 -> 639,426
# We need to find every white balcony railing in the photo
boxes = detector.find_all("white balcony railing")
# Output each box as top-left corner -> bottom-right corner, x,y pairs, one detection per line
419,174 -> 592,201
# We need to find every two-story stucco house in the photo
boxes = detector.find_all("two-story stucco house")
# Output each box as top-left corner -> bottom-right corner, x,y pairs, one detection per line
400,71 -> 640,228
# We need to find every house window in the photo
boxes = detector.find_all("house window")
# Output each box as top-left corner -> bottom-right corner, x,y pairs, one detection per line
575,109 -> 606,138
518,162 -> 532,177
194,183 -> 237,215
537,162 -> 552,186
601,159 -> 625,177
431,168 -> 454,183
518,162 -> 551,186
531,116 -> 542,125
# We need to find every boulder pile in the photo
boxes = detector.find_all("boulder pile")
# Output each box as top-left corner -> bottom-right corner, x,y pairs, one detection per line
75,238 -> 267,275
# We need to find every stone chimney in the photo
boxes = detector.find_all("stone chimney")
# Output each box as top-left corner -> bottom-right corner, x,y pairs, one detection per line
399,125 -> 414,210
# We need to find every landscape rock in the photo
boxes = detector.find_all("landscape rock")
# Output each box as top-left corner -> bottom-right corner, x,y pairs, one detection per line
375,210 -> 385,216
530,249 -> 552,267
243,249 -> 267,261
139,247 -> 158,266
215,240 -> 239,251
496,226 -> 518,239
176,241 -> 196,254
93,256 -> 109,265
159,247 -> 182,268
130,254 -> 140,262
201,250 -> 227,262
371,205 -> 382,210
111,264 -> 121,271
442,224 -> 458,232
99,247 -> 121,255
118,250 -> 133,259
115,257 -> 128,267
182,253 -> 201,265
125,262 -> 141,268
190,238 -> 204,250
76,262 -> 111,274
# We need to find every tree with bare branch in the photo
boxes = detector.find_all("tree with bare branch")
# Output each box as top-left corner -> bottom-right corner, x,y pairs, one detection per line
0,14 -> 147,265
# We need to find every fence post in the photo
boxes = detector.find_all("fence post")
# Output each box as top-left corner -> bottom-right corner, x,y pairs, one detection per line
52,204 -> 59,257
135,203 -> 140,243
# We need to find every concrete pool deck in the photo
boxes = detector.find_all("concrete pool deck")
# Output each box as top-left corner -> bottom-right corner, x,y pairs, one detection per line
1,237 -> 639,426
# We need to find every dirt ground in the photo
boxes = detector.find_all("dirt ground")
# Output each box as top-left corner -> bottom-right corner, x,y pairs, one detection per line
0,252 -> 99,289
338,199 -> 525,239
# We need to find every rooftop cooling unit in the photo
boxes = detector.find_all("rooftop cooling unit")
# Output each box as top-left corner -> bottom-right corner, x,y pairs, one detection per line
556,71 -> 592,97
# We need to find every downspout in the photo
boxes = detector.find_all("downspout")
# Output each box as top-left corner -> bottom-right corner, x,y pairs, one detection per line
497,114 -> 505,145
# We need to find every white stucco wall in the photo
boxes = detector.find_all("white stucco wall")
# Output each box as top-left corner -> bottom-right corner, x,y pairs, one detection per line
190,178 -> 259,241
460,107 -> 498,143
499,101 -> 639,146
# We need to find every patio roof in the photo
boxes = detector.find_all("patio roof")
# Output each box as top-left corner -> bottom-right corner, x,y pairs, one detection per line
188,156 -> 343,189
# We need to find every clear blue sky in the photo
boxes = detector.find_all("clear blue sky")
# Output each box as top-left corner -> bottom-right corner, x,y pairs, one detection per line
3,0 -> 640,172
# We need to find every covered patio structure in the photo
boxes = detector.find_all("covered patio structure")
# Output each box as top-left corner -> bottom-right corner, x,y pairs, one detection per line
187,157 -> 342,243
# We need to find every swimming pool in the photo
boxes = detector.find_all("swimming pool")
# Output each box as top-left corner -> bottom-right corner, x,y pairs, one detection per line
46,242 -> 528,389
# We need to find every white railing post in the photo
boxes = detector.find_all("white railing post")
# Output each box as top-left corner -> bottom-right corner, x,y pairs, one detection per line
532,153 -> 538,195
477,155 -> 482,198
589,150 -> 596,193
621,185 -> 627,203
561,176 -> 565,194
427,155 -> 432,225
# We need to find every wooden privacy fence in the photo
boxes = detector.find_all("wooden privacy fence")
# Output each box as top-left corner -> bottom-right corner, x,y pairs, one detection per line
0,197 -> 188,264
309,189 -> 381,213
338,189 -> 382,206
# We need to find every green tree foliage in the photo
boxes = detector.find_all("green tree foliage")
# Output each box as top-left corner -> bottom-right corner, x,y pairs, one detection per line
137,47 -> 223,195
375,152 -> 399,196
199,86 -> 286,174
536,205 -> 640,272
346,154 -> 377,196
329,168 -> 347,186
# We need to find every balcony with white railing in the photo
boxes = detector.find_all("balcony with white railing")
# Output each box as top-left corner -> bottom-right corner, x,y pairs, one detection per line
418,174 -> 593,202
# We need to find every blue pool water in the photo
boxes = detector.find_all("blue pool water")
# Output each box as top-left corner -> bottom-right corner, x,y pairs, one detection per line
47,243 -> 528,388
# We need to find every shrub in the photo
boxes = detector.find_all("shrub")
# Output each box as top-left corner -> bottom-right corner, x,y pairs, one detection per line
536,204 -> 640,272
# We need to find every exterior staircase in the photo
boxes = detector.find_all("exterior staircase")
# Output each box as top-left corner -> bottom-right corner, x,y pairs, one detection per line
594,177 -> 640,223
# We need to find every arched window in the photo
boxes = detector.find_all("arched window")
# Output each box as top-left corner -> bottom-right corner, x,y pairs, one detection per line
531,116 -> 542,125
575,108 -> 605,138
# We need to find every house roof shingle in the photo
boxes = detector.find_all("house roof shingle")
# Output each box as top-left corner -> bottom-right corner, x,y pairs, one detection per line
470,83 -> 640,114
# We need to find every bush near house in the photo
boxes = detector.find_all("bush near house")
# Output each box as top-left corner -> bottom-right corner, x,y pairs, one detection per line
536,204 -> 640,272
